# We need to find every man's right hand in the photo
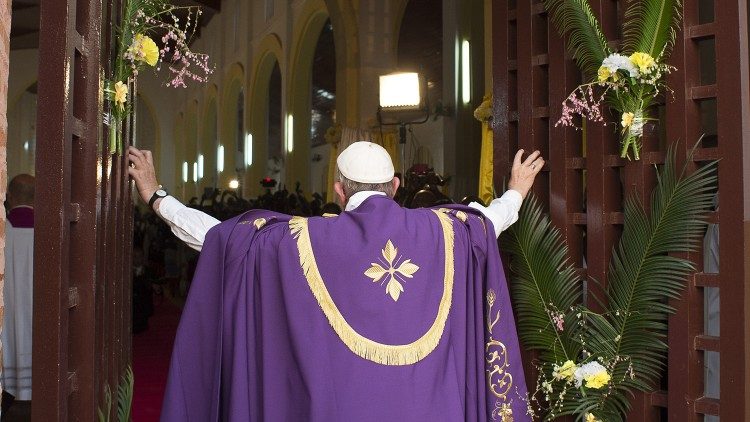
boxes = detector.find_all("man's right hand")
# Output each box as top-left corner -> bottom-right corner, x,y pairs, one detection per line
508,149 -> 544,199
128,146 -> 160,206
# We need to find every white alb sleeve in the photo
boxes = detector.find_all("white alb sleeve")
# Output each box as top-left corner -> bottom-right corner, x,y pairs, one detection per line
468,189 -> 523,238
156,196 -> 221,252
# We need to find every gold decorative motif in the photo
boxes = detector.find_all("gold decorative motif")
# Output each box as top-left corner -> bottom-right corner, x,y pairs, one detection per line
479,216 -> 487,235
486,289 -> 513,405
437,207 -> 468,224
253,218 -> 268,229
364,240 -> 420,302
322,213 -> 338,218
288,210 -> 455,365
492,402 -> 514,422
455,210 -> 468,223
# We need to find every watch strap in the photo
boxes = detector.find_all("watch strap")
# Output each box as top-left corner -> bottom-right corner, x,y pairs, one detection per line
149,190 -> 167,208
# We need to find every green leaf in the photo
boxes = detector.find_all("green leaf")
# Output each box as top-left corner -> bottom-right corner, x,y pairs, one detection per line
622,0 -> 684,58
543,0 -> 610,78
507,139 -> 717,420
592,143 -> 717,409
116,366 -> 135,422
504,195 -> 583,363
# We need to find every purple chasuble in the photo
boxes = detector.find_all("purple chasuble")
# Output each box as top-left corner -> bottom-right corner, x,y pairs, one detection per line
161,195 -> 528,421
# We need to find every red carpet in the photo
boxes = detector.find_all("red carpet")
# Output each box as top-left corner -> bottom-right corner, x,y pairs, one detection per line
132,299 -> 182,422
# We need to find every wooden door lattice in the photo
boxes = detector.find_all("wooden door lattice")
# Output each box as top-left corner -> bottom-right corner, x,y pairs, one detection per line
34,0 -> 134,420
492,0 -> 748,420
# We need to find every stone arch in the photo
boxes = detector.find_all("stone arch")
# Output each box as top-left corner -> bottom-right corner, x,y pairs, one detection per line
135,92 -> 161,157
248,33 -> 284,196
200,85 -> 219,190
172,112 -> 186,197
185,100 -> 200,199
7,80 -> 38,178
322,0 -> 359,126
219,63 -> 245,189
288,0 -> 330,194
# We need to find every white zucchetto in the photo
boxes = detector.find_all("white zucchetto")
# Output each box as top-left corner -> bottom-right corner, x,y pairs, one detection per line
336,141 -> 395,184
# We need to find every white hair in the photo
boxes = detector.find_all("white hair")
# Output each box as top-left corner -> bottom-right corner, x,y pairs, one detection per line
336,169 -> 395,197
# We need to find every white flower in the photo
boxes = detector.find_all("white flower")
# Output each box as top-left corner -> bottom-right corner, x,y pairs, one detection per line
602,53 -> 639,78
573,361 -> 608,388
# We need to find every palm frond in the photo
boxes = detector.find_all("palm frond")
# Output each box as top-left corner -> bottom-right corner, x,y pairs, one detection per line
590,144 -> 716,397
97,366 -> 135,422
504,195 -> 582,363
543,0 -> 610,77
622,0 -> 683,58
116,366 -> 135,422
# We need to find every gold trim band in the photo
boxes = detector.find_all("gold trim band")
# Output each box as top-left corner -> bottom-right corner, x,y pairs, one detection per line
289,210 -> 455,365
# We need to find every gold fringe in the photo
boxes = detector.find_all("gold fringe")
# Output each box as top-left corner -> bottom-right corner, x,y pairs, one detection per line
288,211 -> 456,365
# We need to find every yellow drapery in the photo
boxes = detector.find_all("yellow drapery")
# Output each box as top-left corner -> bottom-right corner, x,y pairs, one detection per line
478,121 -> 494,205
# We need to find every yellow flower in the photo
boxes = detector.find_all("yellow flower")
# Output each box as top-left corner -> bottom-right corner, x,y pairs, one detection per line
597,66 -> 611,82
130,34 -> 159,66
553,360 -> 577,381
584,369 -> 611,389
585,413 -> 601,422
629,52 -> 656,74
621,112 -> 635,128
114,81 -> 128,109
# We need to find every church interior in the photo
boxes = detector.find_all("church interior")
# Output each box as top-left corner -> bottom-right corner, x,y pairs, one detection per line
2,0 -> 749,420
6,0 -> 496,420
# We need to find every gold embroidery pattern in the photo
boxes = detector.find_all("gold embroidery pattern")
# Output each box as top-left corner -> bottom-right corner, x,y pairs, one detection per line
492,402 -> 514,422
289,210 -> 455,365
486,289 -> 514,419
437,207 -> 468,223
253,218 -> 268,229
364,240 -> 420,302
455,210 -> 468,223
322,213 -> 338,218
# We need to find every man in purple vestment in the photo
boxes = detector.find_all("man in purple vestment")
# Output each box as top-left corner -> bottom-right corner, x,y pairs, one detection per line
128,142 -> 544,422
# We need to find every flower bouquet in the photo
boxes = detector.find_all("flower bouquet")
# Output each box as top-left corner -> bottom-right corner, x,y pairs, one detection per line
104,0 -> 213,154
545,0 -> 682,160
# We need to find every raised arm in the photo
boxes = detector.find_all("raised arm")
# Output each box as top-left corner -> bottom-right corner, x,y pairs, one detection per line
128,146 -> 220,251
468,149 -> 544,238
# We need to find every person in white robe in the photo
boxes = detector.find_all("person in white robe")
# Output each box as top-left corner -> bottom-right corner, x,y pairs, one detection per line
2,174 -> 35,421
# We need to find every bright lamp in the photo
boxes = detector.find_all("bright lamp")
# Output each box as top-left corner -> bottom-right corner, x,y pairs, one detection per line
229,179 -> 239,189
461,40 -> 471,104
217,145 -> 224,172
182,161 -> 188,183
285,115 -> 294,153
379,72 -> 421,109
244,133 -> 253,166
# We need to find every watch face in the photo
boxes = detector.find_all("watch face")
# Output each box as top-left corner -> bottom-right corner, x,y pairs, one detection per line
156,189 -> 167,197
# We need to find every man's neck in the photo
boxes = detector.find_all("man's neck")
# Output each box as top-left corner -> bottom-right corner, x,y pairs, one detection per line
345,191 -> 387,211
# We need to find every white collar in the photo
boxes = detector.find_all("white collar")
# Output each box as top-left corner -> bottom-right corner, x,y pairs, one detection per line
10,205 -> 33,211
345,191 -> 387,211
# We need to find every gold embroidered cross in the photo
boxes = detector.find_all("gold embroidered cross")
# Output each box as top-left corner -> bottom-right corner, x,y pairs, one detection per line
364,240 -> 420,302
